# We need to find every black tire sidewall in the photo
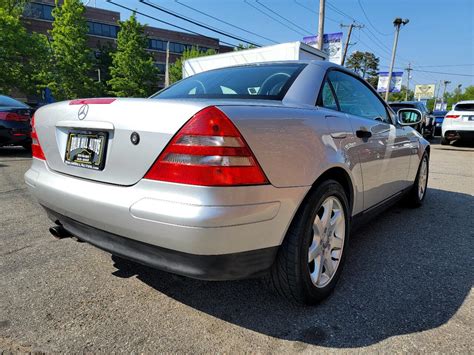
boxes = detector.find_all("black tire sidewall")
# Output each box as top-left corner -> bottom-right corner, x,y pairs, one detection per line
295,180 -> 350,303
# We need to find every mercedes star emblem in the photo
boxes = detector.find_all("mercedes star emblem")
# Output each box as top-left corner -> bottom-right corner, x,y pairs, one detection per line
78,104 -> 89,120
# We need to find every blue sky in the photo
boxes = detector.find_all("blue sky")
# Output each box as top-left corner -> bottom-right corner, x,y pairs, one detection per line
94,0 -> 474,92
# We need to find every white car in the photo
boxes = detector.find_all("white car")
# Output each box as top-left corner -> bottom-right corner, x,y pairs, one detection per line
441,100 -> 474,145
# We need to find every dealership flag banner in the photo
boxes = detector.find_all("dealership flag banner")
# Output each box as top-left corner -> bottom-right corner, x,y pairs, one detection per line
414,84 -> 436,99
377,72 -> 404,93
303,33 -> 343,64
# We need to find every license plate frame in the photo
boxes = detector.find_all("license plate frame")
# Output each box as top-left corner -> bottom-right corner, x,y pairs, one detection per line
64,131 -> 108,170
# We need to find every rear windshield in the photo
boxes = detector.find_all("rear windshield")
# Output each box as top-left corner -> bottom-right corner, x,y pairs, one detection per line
0,95 -> 28,108
454,103 -> 474,111
152,63 -> 306,100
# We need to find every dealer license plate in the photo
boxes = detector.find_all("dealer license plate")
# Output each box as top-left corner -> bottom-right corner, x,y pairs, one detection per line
65,132 -> 108,170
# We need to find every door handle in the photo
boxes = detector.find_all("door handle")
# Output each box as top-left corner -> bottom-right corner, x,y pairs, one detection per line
356,129 -> 372,139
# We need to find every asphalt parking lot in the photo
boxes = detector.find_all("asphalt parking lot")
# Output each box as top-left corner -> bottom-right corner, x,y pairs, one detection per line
1,139 -> 473,353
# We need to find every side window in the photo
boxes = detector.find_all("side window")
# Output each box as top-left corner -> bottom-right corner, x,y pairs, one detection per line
328,71 -> 390,123
318,80 -> 338,111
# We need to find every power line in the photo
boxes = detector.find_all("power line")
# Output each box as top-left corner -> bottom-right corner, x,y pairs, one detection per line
293,0 -> 340,24
106,0 -> 238,47
357,0 -> 391,36
410,69 -> 474,77
255,0 -> 312,35
174,0 -> 278,44
326,0 -> 357,22
412,63 -> 474,68
243,0 -> 307,36
140,0 -> 262,47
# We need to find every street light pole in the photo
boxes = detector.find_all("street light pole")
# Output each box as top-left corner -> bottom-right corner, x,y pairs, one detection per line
317,0 -> 325,51
385,18 -> 409,101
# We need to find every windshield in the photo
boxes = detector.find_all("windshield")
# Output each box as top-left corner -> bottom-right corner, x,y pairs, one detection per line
152,63 -> 306,100
0,95 -> 28,108
454,103 -> 474,111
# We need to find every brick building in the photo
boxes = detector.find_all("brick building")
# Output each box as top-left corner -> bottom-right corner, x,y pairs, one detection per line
21,0 -> 233,95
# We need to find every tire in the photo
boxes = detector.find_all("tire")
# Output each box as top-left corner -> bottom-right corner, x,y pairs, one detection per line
441,137 -> 449,145
406,152 -> 429,207
265,180 -> 350,305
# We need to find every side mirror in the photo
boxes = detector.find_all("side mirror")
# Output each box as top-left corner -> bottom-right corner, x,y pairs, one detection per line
398,108 -> 422,126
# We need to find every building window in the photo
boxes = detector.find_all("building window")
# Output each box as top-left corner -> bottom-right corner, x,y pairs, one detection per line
154,63 -> 166,75
87,21 -> 119,38
24,2 -> 54,21
148,39 -> 214,54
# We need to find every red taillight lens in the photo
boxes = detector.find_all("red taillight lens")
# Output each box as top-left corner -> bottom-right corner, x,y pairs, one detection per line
144,106 -> 268,186
31,115 -> 45,160
445,115 -> 460,119
0,112 -> 29,121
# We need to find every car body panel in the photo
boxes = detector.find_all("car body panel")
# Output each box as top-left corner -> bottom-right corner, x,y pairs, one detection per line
25,158 -> 309,255
25,60 -> 430,279
0,95 -> 32,147
442,101 -> 474,141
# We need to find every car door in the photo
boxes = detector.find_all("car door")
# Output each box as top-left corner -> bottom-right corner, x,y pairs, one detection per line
327,70 -> 413,209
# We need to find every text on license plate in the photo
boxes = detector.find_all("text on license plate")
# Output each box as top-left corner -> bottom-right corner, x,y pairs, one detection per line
65,132 -> 107,170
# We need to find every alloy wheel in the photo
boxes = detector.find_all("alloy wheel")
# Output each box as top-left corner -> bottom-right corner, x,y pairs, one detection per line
308,196 -> 346,288
418,156 -> 428,200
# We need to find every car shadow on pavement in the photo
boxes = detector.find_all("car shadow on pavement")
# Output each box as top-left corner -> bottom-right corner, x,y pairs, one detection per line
0,146 -> 31,159
111,187 -> 473,348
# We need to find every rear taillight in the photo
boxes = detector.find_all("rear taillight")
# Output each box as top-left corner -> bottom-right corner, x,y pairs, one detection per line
144,106 -> 268,186
445,115 -> 460,119
0,112 -> 29,121
31,115 -> 45,160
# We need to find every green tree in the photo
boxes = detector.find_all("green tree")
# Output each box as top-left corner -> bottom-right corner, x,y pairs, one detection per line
346,51 -> 379,88
234,43 -> 255,51
94,42 -> 114,96
169,46 -> 216,84
387,85 -> 414,102
0,0 -> 49,95
46,0 -> 97,100
108,13 -> 157,97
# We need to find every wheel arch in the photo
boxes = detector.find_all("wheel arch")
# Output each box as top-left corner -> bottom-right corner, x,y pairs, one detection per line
310,167 -> 355,215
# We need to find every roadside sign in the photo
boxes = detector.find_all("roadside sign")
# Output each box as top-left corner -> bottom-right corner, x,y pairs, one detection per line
303,32 -> 343,64
415,84 -> 436,99
377,72 -> 403,93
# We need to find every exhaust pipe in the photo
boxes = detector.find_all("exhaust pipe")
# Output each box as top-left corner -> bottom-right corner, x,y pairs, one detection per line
49,225 -> 70,240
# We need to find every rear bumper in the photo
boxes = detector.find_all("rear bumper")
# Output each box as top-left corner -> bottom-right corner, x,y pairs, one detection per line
46,207 -> 278,280
443,130 -> 474,141
0,126 -> 31,146
25,158 -> 308,258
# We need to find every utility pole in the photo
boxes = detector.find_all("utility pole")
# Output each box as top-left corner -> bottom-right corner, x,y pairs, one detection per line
385,17 -> 409,101
433,81 -> 441,111
165,41 -> 170,88
317,0 -> 325,51
440,80 -> 451,110
405,62 -> 412,101
340,22 -> 364,66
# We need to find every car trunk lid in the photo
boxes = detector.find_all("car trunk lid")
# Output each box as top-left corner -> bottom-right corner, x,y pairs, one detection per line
33,98 -> 212,186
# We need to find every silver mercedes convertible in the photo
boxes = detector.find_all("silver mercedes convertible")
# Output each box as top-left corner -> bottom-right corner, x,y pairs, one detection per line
25,61 -> 429,305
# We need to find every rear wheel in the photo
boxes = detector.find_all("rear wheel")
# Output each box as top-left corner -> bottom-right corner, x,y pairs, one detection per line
266,180 -> 349,305
406,152 -> 429,207
441,137 -> 450,145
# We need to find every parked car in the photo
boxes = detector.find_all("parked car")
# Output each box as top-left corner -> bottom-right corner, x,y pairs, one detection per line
0,95 -> 33,150
389,101 -> 434,139
25,61 -> 429,305
432,110 -> 448,136
441,100 -> 474,145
